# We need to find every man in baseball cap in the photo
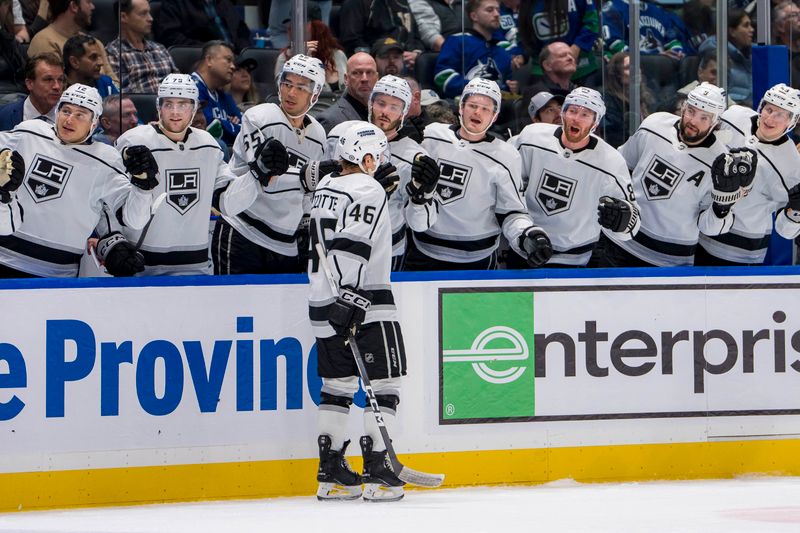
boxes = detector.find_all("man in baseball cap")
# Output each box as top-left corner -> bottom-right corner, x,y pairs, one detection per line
528,91 -> 564,125
372,37 -> 405,76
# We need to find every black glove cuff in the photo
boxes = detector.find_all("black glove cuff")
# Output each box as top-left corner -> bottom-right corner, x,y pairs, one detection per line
96,232 -> 126,262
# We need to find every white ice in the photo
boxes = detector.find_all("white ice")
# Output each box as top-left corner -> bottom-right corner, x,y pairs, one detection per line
1,477 -> 799,533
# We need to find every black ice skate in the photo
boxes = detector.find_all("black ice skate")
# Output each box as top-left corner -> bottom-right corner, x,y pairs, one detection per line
316,435 -> 362,501
360,436 -> 405,502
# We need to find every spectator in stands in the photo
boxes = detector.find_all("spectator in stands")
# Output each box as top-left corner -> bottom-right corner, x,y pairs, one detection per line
398,74 -> 426,141
373,37 -> 406,76
676,48 -> 735,108
154,0 -> 251,53
602,0 -> 690,59
267,0 -> 332,49
528,91 -> 563,124
434,0 -> 518,99
9,0 -> 28,42
16,0 -> 52,42
0,53 -> 63,130
409,0 -> 461,52
316,52 -> 379,132
772,0 -> 800,51
682,0 -> 714,52
699,9 -> 753,106
191,40 -> 241,144
63,33 -> 117,98
601,51 -> 653,148
27,0 -> 118,84
524,41 -> 576,103
93,94 -> 137,145
106,0 -> 178,94
228,57 -> 259,113
0,0 -> 27,91
338,0 -> 425,68
495,0 -> 524,67
424,99 -> 456,124
518,0 -> 600,84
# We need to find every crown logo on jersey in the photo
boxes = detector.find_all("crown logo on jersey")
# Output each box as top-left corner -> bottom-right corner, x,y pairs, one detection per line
642,155 -> 685,201
166,168 -> 200,214
25,154 -> 73,203
536,170 -> 576,216
436,159 -> 472,205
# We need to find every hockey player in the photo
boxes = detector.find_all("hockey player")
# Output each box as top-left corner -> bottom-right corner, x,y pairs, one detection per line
597,82 -> 756,267
513,87 -> 640,267
110,74 -> 285,275
213,54 -> 327,274
697,84 -> 800,265
0,148 -> 24,237
406,78 -> 552,270
309,122 -> 406,502
0,84 -> 157,277
319,75 -> 440,270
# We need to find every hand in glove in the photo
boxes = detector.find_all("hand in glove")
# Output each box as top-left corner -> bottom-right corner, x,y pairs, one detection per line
0,149 -> 25,203
122,145 -> 159,190
598,195 -> 639,234
406,154 -> 439,204
518,227 -> 553,267
328,285 -> 372,337
250,138 -> 289,186
299,159 -> 342,193
96,232 -> 145,277
373,162 -> 400,196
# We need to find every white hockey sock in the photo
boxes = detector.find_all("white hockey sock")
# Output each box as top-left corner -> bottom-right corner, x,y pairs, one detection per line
319,407 -> 350,451
363,407 -> 396,452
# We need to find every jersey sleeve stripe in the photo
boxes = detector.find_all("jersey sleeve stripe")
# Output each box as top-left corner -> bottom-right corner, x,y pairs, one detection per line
367,195 -> 388,240
237,212 -> 297,243
414,231 -> 497,252
73,148 -> 126,175
329,235 -> 372,262
756,148 -> 790,191
0,235 -> 83,264
632,231 -> 697,257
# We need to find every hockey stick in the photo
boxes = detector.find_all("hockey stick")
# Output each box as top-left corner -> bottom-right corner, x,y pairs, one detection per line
134,192 -> 168,250
314,243 -> 445,488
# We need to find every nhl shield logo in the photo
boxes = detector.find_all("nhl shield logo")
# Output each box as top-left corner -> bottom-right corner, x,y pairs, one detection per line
536,170 -> 576,215
643,155 -> 684,200
166,168 -> 200,214
437,159 -> 471,205
25,154 -> 72,203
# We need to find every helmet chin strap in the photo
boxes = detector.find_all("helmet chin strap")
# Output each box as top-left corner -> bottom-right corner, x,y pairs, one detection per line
459,107 -> 498,138
281,93 -> 318,120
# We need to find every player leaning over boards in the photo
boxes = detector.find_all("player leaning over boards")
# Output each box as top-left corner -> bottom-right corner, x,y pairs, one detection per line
319,75 -> 441,271
309,122 -> 406,502
105,74 -> 274,276
696,83 -> 800,265
404,78 -> 552,270
0,84 -> 157,278
596,82 -> 757,267
512,87 -> 640,267
214,54 -> 326,274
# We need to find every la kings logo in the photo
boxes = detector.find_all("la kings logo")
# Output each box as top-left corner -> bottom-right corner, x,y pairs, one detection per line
437,159 -> 471,205
643,155 -> 684,200
166,169 -> 200,214
286,149 -> 308,171
535,170 -> 576,215
25,154 -> 72,203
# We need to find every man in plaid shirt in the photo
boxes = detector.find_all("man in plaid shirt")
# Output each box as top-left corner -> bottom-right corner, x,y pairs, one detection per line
107,0 -> 178,94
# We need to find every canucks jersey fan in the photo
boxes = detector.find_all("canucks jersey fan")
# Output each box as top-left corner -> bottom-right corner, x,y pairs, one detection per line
214,54 -> 326,274
598,83 -> 757,267
309,122 -> 407,502
0,84 -> 158,277
602,0 -> 690,58
407,78 -> 552,270
697,84 -> 800,265
110,74 -> 272,276
320,76 -> 440,270
0,147 -> 24,237
513,87 -> 640,267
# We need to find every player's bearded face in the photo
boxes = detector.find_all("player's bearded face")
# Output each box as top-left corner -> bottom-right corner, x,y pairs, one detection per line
159,98 -> 194,134
371,94 -> 404,133
679,104 -> 716,144
56,103 -> 94,143
758,102 -> 792,141
561,105 -> 595,143
460,94 -> 496,135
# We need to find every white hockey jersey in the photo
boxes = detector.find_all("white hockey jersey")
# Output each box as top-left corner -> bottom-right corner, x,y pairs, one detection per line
0,119 -> 152,277
514,123 -> 637,266
699,106 -> 800,263
225,102 -> 326,256
326,122 -> 439,259
113,124 -> 259,275
418,123 -> 533,263
605,112 -> 734,266
308,170 -> 396,338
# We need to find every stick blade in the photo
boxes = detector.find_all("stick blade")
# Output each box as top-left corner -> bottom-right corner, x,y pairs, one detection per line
397,465 -> 445,488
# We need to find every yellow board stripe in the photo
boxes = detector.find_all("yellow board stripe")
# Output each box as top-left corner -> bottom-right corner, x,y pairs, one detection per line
3,439 -> 800,512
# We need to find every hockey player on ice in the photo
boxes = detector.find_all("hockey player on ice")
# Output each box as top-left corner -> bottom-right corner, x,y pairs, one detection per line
108,74 -> 280,275
213,54 -> 326,274
0,84 -> 158,277
309,122 -> 407,502
315,75 -> 441,270
513,86 -> 640,267
597,82 -> 757,267
405,77 -> 552,270
696,83 -> 800,265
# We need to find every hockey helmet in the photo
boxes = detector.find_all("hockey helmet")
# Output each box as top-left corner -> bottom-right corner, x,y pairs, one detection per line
58,83 -> 103,122
158,74 -> 199,104
279,54 -> 326,97
686,82 -> 727,121
460,78 -> 502,114
371,75 -> 412,118
338,121 -> 388,175
563,86 -> 606,125
758,83 -> 800,133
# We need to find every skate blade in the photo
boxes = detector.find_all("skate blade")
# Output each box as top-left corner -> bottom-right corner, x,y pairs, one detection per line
362,483 -> 404,502
316,482 -> 362,501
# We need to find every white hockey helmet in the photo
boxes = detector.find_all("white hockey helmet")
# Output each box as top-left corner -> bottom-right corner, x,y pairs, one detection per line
460,78 -> 502,114
158,74 -> 199,104
563,86 -> 606,126
58,83 -> 103,122
686,82 -> 727,122
758,83 -> 800,133
338,121 -> 388,175
371,75 -> 412,117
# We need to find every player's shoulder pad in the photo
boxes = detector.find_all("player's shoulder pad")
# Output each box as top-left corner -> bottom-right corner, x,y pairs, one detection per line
187,126 -> 224,149
115,123 -> 154,146
423,121 -> 453,140
720,104 -> 756,130
241,102 -> 283,127
14,118 -> 55,137
639,111 -> 679,131
517,122 -> 559,144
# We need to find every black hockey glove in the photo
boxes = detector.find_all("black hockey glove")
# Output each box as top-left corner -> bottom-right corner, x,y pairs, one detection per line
122,145 -> 159,190
299,159 -> 341,193
518,227 -> 553,268
328,286 -> 372,337
0,149 -> 25,204
250,138 -> 289,186
729,147 -> 757,197
787,183 -> 800,211
373,162 -> 400,196
598,195 -> 639,234
406,154 -> 439,204
96,232 -> 145,277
